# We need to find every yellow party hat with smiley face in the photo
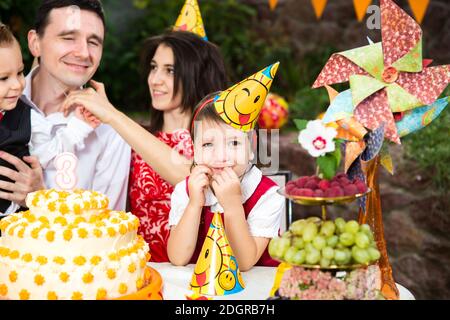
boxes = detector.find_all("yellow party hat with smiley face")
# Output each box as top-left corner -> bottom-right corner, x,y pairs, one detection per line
190,212 -> 245,296
173,0 -> 208,40
213,62 -> 280,132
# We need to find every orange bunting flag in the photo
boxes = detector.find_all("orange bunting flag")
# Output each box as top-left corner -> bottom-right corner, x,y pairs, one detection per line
353,0 -> 372,22
408,0 -> 430,24
269,0 -> 278,11
311,0 -> 328,19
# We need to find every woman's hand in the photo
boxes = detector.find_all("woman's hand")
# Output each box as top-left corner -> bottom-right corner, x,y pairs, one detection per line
73,106 -> 101,128
62,80 -> 117,124
188,165 -> 212,209
211,167 -> 242,212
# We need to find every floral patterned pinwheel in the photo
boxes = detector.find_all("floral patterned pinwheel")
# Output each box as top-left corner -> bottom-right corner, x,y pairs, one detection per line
313,0 -> 450,144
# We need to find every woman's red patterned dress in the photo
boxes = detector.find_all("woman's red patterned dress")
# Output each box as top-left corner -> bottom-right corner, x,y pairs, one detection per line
129,129 -> 193,262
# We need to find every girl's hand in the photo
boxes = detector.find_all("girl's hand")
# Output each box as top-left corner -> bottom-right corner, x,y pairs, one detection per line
211,167 -> 242,212
62,80 -> 116,124
188,165 -> 212,209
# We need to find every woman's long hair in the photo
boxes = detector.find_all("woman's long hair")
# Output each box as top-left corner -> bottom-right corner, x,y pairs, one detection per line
140,31 -> 228,134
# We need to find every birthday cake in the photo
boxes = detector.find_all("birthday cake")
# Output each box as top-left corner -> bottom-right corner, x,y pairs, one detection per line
0,189 -> 151,300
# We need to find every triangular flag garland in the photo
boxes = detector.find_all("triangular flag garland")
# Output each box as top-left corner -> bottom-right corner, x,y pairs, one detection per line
269,0 -> 278,11
311,0 -> 328,19
408,0 -> 430,24
353,0 -> 373,22
302,0 -> 431,24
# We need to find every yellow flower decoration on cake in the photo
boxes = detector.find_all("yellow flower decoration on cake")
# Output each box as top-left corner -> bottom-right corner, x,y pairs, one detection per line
19,289 -> 30,300
96,288 -> 107,300
60,272 -> 70,283
9,271 -> 18,283
72,292 -> 83,300
213,62 -> 280,132
0,284 -> 8,296
48,291 -> 58,300
173,0 -> 207,40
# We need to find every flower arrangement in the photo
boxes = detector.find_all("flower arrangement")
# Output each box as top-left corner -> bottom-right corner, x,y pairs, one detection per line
295,119 -> 342,180
276,265 -> 384,300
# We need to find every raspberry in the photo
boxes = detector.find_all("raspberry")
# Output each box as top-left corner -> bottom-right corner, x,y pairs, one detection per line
339,177 -> 351,186
304,180 -> 318,190
335,173 -> 347,180
355,182 -> 367,193
290,188 -> 301,196
330,181 -> 340,188
314,189 -> 324,197
298,188 -> 314,197
310,175 -> 321,183
343,184 -> 358,196
330,187 -> 344,197
318,180 -> 330,191
295,176 -> 309,188
285,184 -> 295,195
324,189 -> 335,198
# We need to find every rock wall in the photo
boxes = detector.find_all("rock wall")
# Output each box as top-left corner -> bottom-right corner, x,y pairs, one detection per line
276,132 -> 450,299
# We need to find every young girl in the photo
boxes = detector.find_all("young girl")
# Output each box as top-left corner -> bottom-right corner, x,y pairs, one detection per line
62,31 -> 227,262
167,64 -> 285,271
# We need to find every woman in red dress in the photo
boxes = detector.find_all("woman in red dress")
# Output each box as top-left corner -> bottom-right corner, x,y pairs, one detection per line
128,32 -> 227,261
129,129 -> 194,262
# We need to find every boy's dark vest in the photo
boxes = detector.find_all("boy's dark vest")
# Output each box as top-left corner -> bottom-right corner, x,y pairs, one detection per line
0,98 -> 31,213
186,175 -> 280,267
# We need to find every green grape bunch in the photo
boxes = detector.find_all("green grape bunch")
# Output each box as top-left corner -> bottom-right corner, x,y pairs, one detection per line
268,218 -> 381,268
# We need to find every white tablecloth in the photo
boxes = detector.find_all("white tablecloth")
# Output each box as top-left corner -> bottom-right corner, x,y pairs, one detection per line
148,262 -> 415,300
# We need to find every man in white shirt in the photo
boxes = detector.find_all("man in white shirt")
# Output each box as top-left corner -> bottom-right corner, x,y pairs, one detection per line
0,0 -> 130,214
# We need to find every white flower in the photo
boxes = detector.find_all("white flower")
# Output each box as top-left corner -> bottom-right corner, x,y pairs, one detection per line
298,120 -> 337,157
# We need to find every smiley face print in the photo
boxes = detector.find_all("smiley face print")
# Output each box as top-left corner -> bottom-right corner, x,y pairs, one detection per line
174,0 -> 207,40
214,62 -> 279,131
190,213 -> 245,296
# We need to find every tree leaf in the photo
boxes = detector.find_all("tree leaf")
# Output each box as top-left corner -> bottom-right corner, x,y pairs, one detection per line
317,154 -> 337,180
293,119 -> 308,131
330,141 -> 342,168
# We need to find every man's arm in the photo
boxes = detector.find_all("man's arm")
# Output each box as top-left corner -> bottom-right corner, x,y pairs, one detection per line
92,126 -> 131,211
0,152 -> 45,209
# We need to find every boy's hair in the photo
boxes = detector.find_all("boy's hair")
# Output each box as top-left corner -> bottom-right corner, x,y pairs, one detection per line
0,23 -> 16,47
141,30 -> 228,134
190,92 -> 223,139
190,92 -> 257,155
34,0 -> 105,36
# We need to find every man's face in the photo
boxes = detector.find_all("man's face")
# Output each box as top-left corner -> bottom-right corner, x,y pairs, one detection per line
30,7 -> 104,88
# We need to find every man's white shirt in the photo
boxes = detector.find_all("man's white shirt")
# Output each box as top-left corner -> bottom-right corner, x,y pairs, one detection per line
2,66 -> 131,215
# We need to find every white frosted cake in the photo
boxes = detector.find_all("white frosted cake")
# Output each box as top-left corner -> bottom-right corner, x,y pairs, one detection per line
0,189 -> 151,300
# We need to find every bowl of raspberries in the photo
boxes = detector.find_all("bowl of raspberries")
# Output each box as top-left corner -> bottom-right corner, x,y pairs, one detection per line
282,173 -> 370,204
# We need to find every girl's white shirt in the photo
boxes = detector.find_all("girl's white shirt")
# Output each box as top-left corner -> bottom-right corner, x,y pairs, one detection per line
169,165 -> 285,238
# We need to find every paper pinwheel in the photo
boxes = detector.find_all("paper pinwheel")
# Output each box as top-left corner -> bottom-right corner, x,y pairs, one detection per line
313,0 -> 450,144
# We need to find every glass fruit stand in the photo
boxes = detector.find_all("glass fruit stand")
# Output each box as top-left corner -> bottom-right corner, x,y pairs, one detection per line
267,182 -> 388,300
273,186 -> 378,270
